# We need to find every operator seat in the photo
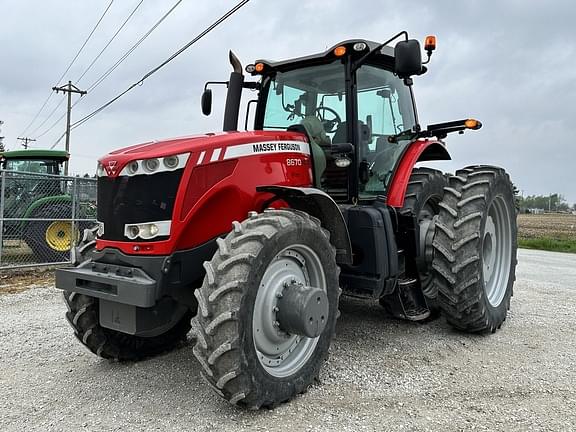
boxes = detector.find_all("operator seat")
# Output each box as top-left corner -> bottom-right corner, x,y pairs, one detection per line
288,116 -> 328,187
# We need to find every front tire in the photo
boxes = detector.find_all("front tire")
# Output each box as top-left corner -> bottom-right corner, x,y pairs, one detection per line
432,165 -> 517,333
191,209 -> 340,409
63,228 -> 192,361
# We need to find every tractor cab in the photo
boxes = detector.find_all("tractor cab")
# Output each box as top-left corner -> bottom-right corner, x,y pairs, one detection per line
202,33 -> 473,205
1,149 -> 68,175
0,149 -> 69,201
252,39 -> 420,203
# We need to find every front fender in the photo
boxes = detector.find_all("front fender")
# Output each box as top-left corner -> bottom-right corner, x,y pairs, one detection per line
256,185 -> 352,265
387,140 -> 450,208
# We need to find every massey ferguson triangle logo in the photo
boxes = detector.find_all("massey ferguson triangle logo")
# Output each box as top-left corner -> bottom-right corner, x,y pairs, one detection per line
106,160 -> 118,175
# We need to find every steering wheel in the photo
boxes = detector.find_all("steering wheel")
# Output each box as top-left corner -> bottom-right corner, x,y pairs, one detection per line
315,107 -> 342,133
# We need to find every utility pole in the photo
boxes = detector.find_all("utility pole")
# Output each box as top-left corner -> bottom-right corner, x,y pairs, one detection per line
0,120 -> 4,152
17,137 -> 36,149
52,81 -> 87,176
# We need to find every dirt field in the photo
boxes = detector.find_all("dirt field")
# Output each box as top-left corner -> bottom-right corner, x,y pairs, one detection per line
517,213 -> 576,240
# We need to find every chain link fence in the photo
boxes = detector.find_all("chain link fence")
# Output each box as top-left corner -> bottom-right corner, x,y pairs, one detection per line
0,170 -> 97,269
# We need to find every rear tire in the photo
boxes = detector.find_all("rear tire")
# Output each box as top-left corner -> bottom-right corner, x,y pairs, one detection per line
63,228 -> 192,361
432,165 -> 517,333
380,167 -> 447,317
26,204 -> 76,263
191,209 -> 340,408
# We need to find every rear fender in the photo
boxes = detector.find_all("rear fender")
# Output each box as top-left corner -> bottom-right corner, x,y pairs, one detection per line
387,140 -> 450,207
256,185 -> 352,265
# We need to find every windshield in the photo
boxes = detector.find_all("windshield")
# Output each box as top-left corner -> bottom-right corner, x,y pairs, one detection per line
5,159 -> 62,175
262,61 -> 347,142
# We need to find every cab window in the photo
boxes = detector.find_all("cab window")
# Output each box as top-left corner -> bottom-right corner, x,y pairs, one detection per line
262,61 -> 347,143
5,159 -> 62,175
356,65 -> 416,197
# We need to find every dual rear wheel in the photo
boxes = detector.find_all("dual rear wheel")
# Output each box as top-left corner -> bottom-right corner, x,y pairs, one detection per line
380,165 -> 517,333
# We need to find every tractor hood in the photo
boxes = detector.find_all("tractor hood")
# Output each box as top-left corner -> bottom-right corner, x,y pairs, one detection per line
98,130 -> 307,177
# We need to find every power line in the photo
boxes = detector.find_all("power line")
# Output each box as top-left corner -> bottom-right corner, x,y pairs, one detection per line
32,0 -> 142,140
68,0 -> 251,134
29,98 -> 66,137
36,0 -> 145,141
75,0 -> 145,83
19,0 -> 115,137
84,0 -> 184,94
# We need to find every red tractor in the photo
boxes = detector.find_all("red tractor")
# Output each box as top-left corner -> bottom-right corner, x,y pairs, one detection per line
56,32 -> 517,409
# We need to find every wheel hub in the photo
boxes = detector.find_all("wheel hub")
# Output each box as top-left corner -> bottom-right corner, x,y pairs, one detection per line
45,221 -> 73,252
252,246 -> 326,377
277,281 -> 328,338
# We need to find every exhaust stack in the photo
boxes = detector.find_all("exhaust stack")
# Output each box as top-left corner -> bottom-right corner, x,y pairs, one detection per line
223,51 -> 244,132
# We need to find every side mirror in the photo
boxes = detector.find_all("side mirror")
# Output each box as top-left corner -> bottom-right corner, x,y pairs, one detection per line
394,39 -> 422,79
201,88 -> 212,116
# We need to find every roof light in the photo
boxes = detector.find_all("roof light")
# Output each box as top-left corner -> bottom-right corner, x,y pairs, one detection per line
255,63 -> 265,73
424,35 -> 437,52
353,42 -> 367,52
245,64 -> 256,73
465,119 -> 482,130
333,46 -> 347,57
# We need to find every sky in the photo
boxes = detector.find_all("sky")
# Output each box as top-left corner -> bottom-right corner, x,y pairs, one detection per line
1,0 -> 575,203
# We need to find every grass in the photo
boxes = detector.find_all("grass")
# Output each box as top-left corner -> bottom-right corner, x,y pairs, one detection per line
518,237 -> 576,254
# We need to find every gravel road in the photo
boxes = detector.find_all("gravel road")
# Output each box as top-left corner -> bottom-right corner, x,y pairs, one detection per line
1,249 -> 575,431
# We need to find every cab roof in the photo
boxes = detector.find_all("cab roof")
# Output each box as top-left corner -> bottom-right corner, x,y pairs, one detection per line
252,39 -> 395,74
0,149 -> 69,160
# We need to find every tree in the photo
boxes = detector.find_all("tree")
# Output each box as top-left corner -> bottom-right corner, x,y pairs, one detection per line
518,193 -> 570,212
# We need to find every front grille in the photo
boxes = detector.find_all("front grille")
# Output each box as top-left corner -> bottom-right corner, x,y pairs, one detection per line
97,170 -> 183,241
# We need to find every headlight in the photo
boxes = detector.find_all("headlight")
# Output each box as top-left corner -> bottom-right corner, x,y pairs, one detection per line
119,153 -> 190,176
124,221 -> 171,240
96,163 -> 106,177
163,155 -> 179,169
127,161 -> 139,175
143,158 -> 160,173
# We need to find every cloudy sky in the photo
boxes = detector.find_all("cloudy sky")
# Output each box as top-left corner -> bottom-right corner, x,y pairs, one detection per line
1,0 -> 575,203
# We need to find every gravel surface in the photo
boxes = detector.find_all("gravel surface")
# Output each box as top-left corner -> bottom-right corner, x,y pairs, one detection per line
1,249 -> 575,431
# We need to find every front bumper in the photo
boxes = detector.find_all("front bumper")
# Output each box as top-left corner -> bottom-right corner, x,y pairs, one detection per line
56,260 -> 158,307
55,239 -> 218,336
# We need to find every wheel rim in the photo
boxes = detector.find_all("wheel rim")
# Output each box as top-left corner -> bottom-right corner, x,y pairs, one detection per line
253,244 -> 326,378
45,221 -> 74,252
482,195 -> 512,307
417,199 -> 441,296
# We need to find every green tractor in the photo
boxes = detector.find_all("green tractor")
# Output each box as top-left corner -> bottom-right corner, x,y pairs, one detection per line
0,149 -> 95,263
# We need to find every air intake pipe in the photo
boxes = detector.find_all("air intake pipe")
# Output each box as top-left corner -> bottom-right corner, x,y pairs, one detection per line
222,51 -> 244,132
